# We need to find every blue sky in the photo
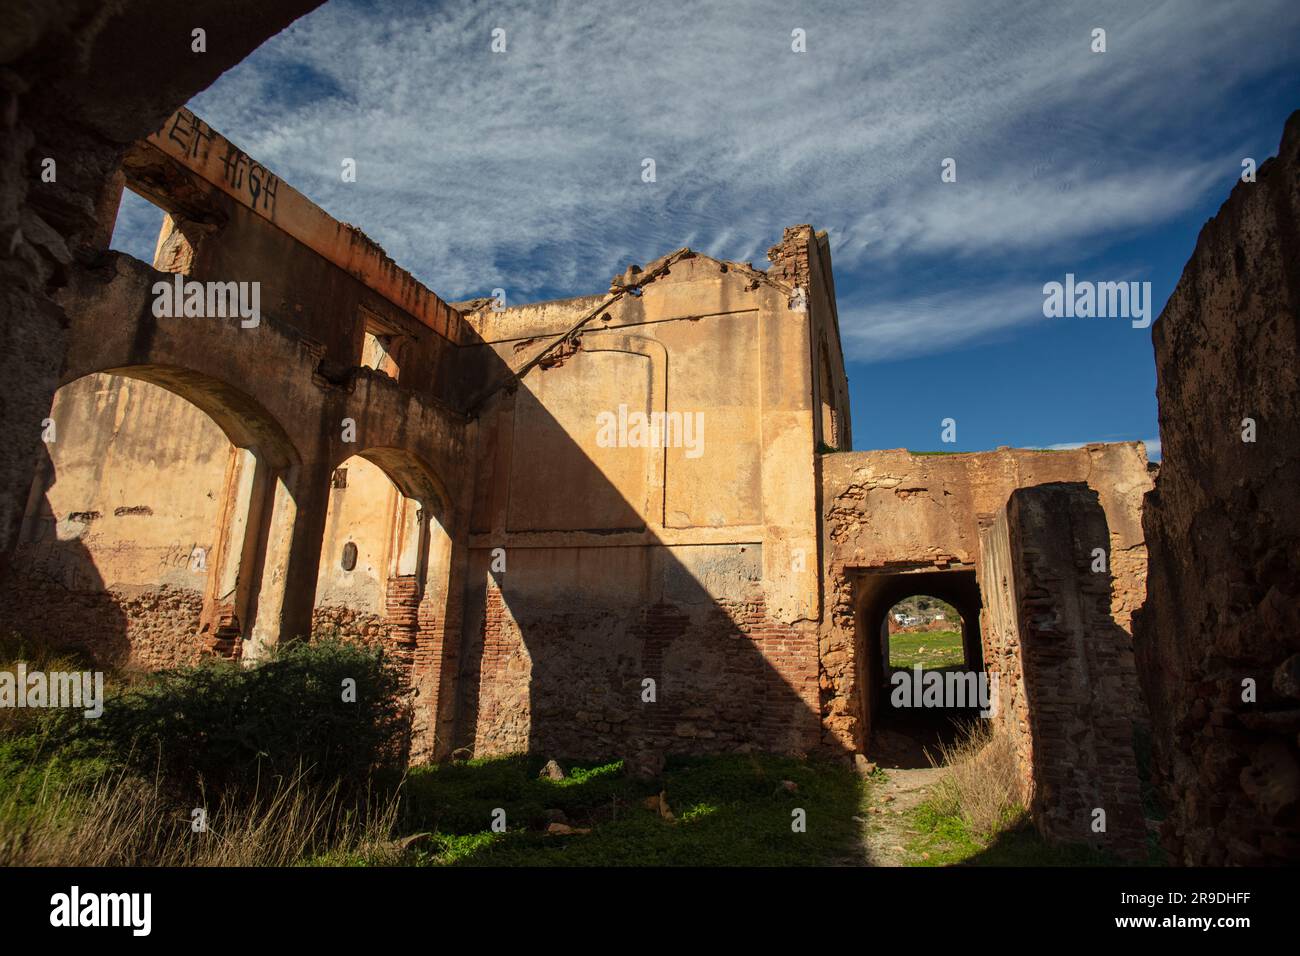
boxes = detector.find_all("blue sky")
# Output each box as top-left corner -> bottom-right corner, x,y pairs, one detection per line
112,0 -> 1300,459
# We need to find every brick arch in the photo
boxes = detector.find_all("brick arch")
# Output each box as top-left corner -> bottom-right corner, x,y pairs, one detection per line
327,374 -> 467,528
60,255 -> 332,469
55,256 -> 355,656
81,364 -> 300,471
850,566 -> 986,749
14,365 -> 305,666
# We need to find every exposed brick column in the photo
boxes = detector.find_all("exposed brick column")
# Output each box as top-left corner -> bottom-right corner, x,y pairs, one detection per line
197,603 -> 242,660
414,544 -> 466,762
383,573 -> 421,669
979,482 -> 1147,858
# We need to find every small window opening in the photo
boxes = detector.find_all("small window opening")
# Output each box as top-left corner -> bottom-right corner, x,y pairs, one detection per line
360,308 -> 404,381
109,188 -> 169,265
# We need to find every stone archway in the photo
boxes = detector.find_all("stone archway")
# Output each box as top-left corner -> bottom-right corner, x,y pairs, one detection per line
312,444 -> 459,761
3,365 -> 301,667
852,565 -> 986,765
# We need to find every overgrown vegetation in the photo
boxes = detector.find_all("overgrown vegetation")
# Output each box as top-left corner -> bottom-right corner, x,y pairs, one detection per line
0,632 -> 1162,867
903,723 -> 1159,866
0,761 -> 400,867
0,632 -> 112,736
0,634 -> 871,866
398,753 -> 867,867
922,721 -> 1026,839
78,638 -> 412,799
0,636 -> 410,865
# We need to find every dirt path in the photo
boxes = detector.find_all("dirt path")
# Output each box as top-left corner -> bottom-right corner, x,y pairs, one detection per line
850,723 -> 954,865
858,764 -> 947,865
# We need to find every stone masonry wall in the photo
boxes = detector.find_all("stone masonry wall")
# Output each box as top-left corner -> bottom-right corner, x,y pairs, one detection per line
820,444 -> 1151,754
458,576 -> 821,761
980,483 -> 1147,858
1134,110 -> 1300,865
0,579 -> 205,671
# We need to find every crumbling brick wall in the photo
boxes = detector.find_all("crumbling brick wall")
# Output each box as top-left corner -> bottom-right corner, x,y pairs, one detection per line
1134,110 -> 1300,865
979,483 -> 1147,858
820,444 -> 1151,754
456,578 -> 821,761
410,575 -> 464,761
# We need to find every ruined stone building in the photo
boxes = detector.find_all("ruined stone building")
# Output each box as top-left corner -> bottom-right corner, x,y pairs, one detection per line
1,3 -> 1296,865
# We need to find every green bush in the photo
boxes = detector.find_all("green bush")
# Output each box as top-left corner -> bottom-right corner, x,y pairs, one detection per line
78,639 -> 411,798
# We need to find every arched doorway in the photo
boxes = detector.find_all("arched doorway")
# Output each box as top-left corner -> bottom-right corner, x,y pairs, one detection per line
313,452 -> 441,654
311,446 -> 455,756
883,595 -> 965,672
3,368 -> 299,668
854,567 -> 988,767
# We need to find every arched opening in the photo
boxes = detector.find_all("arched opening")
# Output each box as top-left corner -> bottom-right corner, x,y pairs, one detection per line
311,447 -> 455,758
3,368 -> 298,669
854,567 -> 987,767
312,448 -> 452,664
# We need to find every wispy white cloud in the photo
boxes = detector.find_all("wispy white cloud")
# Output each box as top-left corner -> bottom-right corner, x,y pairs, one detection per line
180,0 -> 1298,358
839,280 -> 1047,363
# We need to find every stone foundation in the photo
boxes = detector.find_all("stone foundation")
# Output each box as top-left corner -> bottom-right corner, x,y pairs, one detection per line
0,580 -> 205,670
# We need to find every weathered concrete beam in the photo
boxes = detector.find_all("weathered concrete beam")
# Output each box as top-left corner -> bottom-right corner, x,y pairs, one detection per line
130,108 -> 465,343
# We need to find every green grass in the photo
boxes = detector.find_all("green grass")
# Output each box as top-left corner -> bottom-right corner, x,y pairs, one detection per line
903,799 -> 1098,865
902,798 -> 1165,866
888,629 -> 963,668
3,725 -> 872,866
396,753 -> 869,867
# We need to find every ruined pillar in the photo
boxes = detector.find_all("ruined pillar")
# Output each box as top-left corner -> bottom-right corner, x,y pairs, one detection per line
383,496 -> 427,665
246,461 -> 331,658
199,447 -> 274,658
978,482 -> 1147,858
